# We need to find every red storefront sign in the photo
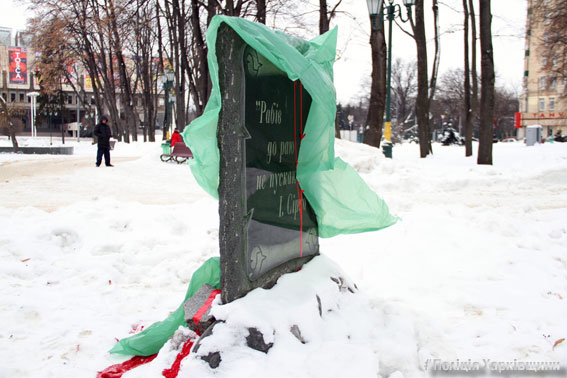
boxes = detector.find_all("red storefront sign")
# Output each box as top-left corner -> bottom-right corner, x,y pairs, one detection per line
515,112 -> 522,128
523,112 -> 567,120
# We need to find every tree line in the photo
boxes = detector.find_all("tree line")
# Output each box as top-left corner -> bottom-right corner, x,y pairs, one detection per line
27,0 -> 290,142
360,0 -> 500,164
25,0 -> 558,164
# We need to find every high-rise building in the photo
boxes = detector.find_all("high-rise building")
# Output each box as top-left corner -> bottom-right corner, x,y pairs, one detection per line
15,31 -> 32,47
0,27 -> 11,46
520,0 -> 567,139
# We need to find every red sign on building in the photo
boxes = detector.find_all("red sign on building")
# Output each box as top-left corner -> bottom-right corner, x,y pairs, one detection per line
515,112 -> 522,128
9,47 -> 27,85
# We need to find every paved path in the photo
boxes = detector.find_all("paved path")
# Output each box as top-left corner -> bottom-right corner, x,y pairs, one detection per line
0,155 -> 203,211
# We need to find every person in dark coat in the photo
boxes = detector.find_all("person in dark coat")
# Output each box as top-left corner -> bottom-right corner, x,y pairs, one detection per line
94,115 -> 113,167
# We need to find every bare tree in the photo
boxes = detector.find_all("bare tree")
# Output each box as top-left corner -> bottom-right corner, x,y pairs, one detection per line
257,0 -> 267,23
0,95 -> 23,152
493,86 -> 519,139
463,0 -> 473,156
477,0 -> 495,165
186,0 -> 215,118
318,0 -> 344,138
319,0 -> 343,34
364,22 -> 387,148
133,0 -> 160,142
104,0 -> 140,142
391,58 -> 417,138
409,0 -> 432,157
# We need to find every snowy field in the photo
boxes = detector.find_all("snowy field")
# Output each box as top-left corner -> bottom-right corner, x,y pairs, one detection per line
1,136 -> 566,378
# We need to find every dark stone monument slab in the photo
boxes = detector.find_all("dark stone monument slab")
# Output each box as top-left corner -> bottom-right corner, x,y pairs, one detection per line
217,24 -> 319,303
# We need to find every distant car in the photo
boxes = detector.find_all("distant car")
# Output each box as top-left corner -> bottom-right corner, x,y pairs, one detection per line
80,124 -> 94,138
501,138 -> 516,143
440,128 -> 464,146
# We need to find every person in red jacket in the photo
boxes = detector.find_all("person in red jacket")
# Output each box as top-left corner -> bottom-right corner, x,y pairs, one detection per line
170,129 -> 183,148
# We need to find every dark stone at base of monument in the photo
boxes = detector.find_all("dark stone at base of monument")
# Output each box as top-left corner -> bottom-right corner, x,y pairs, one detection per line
330,276 -> 357,293
245,327 -> 273,353
183,284 -> 218,334
191,320 -> 223,369
290,324 -> 306,344
202,351 -> 222,369
192,322 -> 274,369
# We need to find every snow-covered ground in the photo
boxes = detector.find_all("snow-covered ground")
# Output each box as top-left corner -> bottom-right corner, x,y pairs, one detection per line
1,137 -> 566,378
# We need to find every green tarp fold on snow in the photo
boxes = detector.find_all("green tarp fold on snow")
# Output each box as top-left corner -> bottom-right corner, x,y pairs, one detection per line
183,16 -> 397,237
109,257 -> 221,356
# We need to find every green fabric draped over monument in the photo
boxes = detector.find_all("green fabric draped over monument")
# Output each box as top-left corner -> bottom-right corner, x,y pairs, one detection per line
183,16 -> 398,238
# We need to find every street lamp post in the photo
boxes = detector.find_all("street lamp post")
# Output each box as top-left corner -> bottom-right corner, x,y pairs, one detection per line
367,0 -> 415,157
160,68 -> 175,140
46,110 -> 58,146
84,110 -> 96,142
27,92 -> 40,137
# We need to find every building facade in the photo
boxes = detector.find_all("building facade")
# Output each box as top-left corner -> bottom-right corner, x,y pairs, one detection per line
519,0 -> 567,139
0,27 -> 166,136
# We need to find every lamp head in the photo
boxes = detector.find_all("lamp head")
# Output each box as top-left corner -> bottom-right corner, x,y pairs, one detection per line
165,68 -> 175,82
366,0 -> 384,16
403,0 -> 415,6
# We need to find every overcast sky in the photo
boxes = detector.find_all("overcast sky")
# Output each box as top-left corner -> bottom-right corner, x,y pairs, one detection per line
1,0 -> 527,105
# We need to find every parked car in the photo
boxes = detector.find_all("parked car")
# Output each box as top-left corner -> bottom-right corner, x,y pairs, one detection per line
501,138 -> 516,143
80,124 -> 94,138
440,128 -> 464,146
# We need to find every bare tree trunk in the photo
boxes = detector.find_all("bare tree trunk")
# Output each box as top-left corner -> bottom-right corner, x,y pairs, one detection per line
318,0 -> 339,137
469,0 -> 479,132
319,0 -> 330,34
412,0 -> 431,157
106,0 -> 138,142
478,0 -> 495,165
463,0 -> 473,156
134,0 -> 157,142
256,0 -> 266,24
10,128 -> 19,153
188,0 -> 210,117
170,0 -> 188,132
364,25 -> 386,148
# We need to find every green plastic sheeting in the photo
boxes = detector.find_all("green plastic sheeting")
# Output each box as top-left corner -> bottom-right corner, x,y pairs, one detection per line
183,16 -> 398,238
109,257 -> 221,356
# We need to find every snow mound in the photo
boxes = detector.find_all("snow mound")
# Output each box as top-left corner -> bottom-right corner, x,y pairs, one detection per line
128,255 -> 412,378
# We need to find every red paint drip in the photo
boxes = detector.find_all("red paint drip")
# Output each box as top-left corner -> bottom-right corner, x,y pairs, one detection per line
162,339 -> 195,378
97,354 -> 158,378
294,81 -> 305,258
